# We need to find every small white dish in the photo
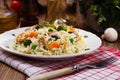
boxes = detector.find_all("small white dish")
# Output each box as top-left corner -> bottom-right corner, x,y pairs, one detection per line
0,27 -> 102,60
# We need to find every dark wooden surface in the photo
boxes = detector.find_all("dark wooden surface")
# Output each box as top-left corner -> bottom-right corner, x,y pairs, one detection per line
0,0 -> 120,80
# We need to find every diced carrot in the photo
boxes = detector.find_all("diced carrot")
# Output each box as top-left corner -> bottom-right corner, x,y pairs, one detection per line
49,42 -> 60,50
29,32 -> 37,38
68,26 -> 75,31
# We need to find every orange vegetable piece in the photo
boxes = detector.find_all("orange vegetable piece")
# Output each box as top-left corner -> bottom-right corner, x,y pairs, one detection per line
49,42 -> 60,50
29,32 -> 37,38
68,26 -> 75,31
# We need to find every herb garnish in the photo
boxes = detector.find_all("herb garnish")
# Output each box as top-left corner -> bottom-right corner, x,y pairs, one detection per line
69,38 -> 74,44
56,26 -> 67,31
12,34 -> 16,36
48,28 -> 54,32
23,39 -> 32,47
36,24 -> 43,30
49,21 -> 55,24
31,44 -> 37,50
84,35 -> 88,38
6,46 -> 9,48
85,48 -> 90,51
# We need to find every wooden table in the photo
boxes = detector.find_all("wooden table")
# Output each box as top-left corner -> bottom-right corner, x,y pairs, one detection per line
0,1 -> 120,79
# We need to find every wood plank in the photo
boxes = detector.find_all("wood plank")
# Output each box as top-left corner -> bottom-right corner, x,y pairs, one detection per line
0,62 -> 26,80
102,40 -> 120,50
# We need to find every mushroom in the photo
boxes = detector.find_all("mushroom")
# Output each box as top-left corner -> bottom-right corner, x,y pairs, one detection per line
49,32 -> 60,40
101,28 -> 118,42
39,37 -> 48,50
54,19 -> 66,25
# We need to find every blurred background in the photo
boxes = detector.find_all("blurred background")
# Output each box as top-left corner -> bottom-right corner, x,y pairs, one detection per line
0,0 -> 120,35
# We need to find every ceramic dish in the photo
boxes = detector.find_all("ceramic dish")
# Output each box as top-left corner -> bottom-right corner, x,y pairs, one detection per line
0,27 -> 102,60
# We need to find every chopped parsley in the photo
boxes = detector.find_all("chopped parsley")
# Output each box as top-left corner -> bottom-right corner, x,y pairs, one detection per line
69,38 -> 74,44
42,21 -> 49,26
84,35 -> 88,38
12,34 -> 16,36
85,48 -> 90,51
31,44 -> 37,50
48,28 -> 54,32
56,26 -> 67,31
6,46 -> 9,48
49,21 -> 55,24
36,24 -> 43,30
23,39 -> 32,47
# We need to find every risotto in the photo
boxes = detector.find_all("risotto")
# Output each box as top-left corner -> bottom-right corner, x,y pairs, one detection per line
13,20 -> 86,56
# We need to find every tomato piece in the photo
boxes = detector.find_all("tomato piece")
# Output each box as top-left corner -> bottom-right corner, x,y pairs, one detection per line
10,0 -> 22,14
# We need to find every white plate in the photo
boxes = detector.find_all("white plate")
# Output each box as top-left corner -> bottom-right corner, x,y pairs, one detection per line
0,27 -> 102,60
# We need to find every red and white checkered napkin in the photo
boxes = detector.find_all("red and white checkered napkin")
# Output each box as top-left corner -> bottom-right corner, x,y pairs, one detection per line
0,46 -> 120,80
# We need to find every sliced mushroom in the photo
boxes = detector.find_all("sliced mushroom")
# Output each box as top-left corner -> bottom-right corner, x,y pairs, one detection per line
39,37 -> 49,50
49,32 -> 60,40
54,19 -> 66,26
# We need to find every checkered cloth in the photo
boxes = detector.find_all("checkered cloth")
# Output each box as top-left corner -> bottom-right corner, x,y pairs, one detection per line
0,46 -> 120,80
